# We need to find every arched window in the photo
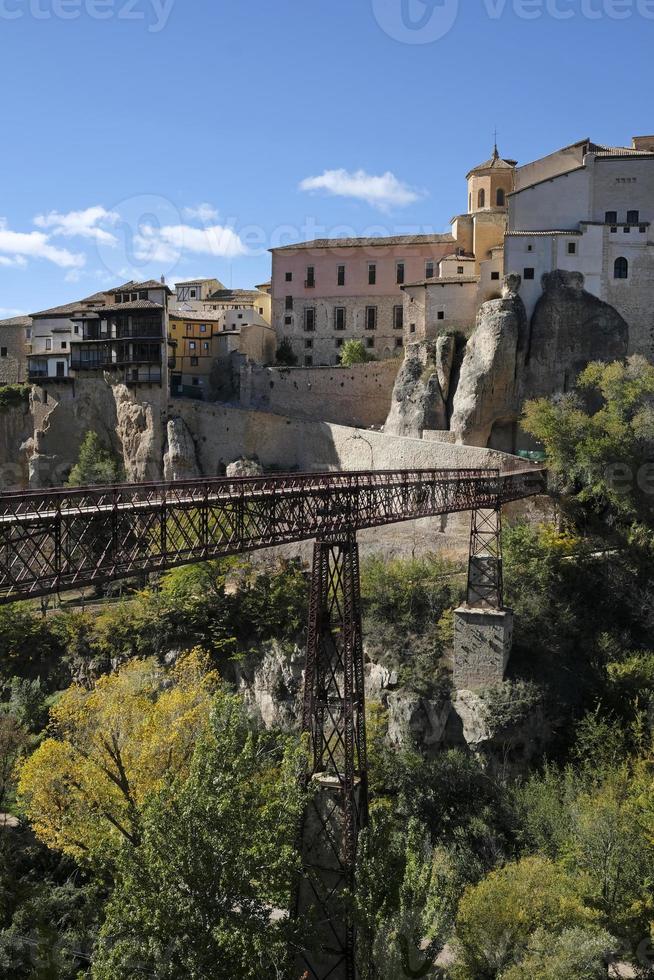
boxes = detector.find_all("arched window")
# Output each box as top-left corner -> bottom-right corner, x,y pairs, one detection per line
496,188 -> 506,207
614,256 -> 629,279
478,189 -> 486,209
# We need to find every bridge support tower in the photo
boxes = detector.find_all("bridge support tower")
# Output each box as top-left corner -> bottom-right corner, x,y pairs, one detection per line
295,530 -> 368,980
454,507 -> 513,691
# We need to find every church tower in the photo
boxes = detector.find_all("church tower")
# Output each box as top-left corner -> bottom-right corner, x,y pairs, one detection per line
467,144 -> 517,214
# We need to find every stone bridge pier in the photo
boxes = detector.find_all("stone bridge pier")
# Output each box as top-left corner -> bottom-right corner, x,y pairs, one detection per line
454,507 -> 513,691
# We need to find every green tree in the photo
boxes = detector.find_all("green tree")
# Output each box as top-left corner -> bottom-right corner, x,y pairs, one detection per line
522,356 -> 654,531
67,431 -> 122,487
91,695 -> 305,980
340,339 -> 372,366
501,927 -> 615,980
275,337 -> 298,366
452,855 -> 594,980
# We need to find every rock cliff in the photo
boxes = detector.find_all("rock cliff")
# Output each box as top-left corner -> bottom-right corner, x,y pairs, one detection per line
163,416 -> 201,482
384,340 -> 451,437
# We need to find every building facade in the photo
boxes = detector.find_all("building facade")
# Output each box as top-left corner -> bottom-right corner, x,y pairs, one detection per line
270,235 -> 456,366
505,136 -> 654,357
0,315 -> 30,384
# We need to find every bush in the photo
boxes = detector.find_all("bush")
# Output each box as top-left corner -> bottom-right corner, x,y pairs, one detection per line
501,926 -> 615,980
0,384 -> 29,411
275,338 -> 297,366
340,340 -> 372,366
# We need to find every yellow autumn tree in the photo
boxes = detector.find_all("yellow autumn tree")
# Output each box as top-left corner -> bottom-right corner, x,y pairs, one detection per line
17,648 -> 219,861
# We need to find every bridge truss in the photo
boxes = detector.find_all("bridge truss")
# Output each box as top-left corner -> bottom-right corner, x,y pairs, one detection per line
0,466 -> 545,979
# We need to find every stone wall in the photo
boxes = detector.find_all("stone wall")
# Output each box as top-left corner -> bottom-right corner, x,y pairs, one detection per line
0,319 -> 28,384
239,360 -> 400,429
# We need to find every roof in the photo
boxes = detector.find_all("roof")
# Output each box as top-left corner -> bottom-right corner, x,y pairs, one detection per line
588,141 -> 654,158
205,288 -> 268,301
467,146 -> 518,179
271,233 -> 454,252
170,310 -> 234,322
174,277 -> 222,286
101,300 -> 164,313
31,291 -> 110,318
0,315 -> 31,328
110,279 -> 173,295
440,253 -> 476,262
506,230 -> 583,237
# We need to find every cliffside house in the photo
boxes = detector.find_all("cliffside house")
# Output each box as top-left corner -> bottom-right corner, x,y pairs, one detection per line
28,291 -> 110,383
68,280 -> 172,387
168,309 -> 276,399
0,315 -> 31,384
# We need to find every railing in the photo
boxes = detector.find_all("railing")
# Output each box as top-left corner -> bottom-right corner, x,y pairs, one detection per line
0,467 -> 546,603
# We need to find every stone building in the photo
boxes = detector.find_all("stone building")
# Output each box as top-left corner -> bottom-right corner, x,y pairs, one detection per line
505,135 -> 654,358
200,286 -> 271,325
172,278 -> 224,310
270,235 -> 455,366
0,315 -> 30,384
28,291 -> 109,383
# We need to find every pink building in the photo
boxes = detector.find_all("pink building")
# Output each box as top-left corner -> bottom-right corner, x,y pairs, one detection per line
270,235 -> 455,365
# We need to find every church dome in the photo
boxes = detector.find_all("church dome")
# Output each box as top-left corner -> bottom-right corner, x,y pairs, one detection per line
466,145 -> 517,179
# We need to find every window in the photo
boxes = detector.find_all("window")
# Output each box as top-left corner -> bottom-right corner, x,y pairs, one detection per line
496,188 -> 506,207
285,295 -> 293,311
189,341 -> 196,350
337,265 -> 345,286
139,291 -> 147,300
0,348 -> 6,357
425,261 -> 434,279
304,308 -> 316,332
304,339 -> 313,350
568,242 -> 577,255
605,211 -> 618,224
614,256 -> 629,279
305,266 -> 315,288
366,337 -> 375,349
26,328 -> 32,340
190,289 -> 196,298
491,271 -> 500,281
611,226 -> 618,234
410,323 -> 416,334
478,189 -> 486,208
200,324 -> 207,332
438,311 -> 445,321
259,307 -> 264,315
191,357 -> 199,366
527,244 -> 534,252
284,315 -> 292,326
457,266 -> 464,275
131,293 -> 137,302
334,307 -> 346,331
368,263 -> 376,286
524,268 -> 535,280
45,338 -> 52,351
395,337 -> 403,349
627,210 -> 640,224
304,356 -> 313,366
396,262 -> 405,285
335,338 -> 344,348
192,377 -> 199,385
640,225 -> 647,233
74,325 -> 79,335
61,341 -> 67,349
393,306 -> 404,330
285,272 -> 293,282
201,342 -> 208,351
365,306 -> 377,330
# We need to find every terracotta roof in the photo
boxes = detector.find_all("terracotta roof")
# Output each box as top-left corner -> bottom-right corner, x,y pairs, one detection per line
31,291 -> 110,318
467,146 -> 518,179
170,310 -> 233,322
0,315 -> 31,328
110,279 -> 173,295
506,230 -> 582,236
101,300 -> 164,313
404,275 -> 479,288
205,288 -> 267,301
440,253 -> 476,262
271,234 -> 454,252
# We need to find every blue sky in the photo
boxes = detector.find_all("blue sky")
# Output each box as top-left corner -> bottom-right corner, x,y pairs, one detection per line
0,0 -> 651,315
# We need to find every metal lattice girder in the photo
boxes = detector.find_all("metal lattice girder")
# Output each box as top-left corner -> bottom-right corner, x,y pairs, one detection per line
296,532 -> 368,980
0,467 -> 545,604
467,508 -> 504,609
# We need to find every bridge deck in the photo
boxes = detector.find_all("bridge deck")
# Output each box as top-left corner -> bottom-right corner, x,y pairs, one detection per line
0,467 -> 546,604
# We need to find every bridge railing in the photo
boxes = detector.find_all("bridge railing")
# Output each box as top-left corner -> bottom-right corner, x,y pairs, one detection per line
0,467 -> 546,603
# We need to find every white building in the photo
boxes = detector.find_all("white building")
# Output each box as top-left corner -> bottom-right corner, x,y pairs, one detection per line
505,135 -> 654,357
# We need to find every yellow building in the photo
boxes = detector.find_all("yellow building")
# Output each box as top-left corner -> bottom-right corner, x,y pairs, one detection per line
168,310 -> 276,399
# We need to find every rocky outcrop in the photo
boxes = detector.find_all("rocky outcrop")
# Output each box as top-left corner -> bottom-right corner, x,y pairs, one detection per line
450,275 -> 528,447
524,269 -> 629,397
163,416 -> 201,482
384,342 -> 450,437
0,402 -> 33,489
113,384 -> 165,483
226,457 -> 264,478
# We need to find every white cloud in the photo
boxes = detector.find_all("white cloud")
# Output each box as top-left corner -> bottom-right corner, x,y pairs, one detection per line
34,205 -> 119,246
0,218 -> 85,269
0,307 -> 27,317
134,223 -> 248,264
0,255 -> 28,268
64,269 -> 83,284
183,203 -> 220,223
299,168 -> 422,211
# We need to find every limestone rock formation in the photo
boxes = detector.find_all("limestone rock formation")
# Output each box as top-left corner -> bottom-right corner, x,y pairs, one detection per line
163,417 -> 201,482
113,384 -> 164,483
524,269 -> 629,397
384,341 -> 449,437
450,275 -> 528,448
226,457 -> 264,478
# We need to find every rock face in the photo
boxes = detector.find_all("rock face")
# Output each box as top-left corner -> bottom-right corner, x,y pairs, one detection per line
450,275 -> 528,448
163,417 -> 201,482
384,341 -> 450,437
524,269 -> 629,398
226,457 -> 264,478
